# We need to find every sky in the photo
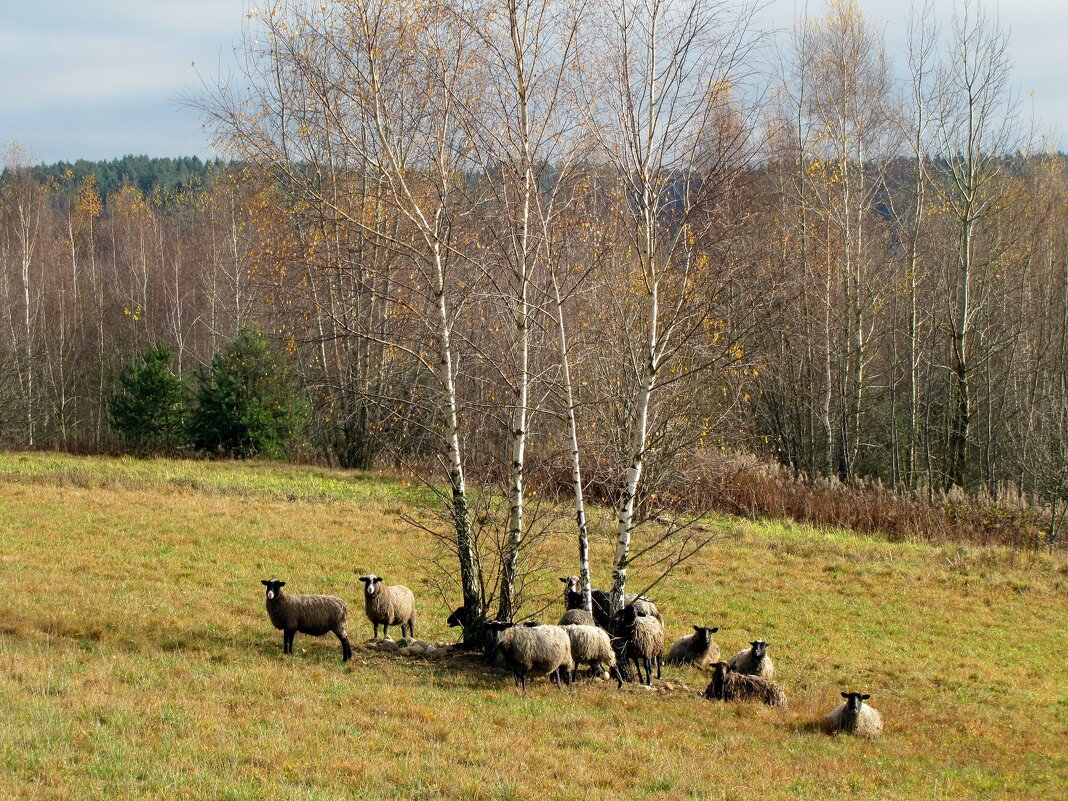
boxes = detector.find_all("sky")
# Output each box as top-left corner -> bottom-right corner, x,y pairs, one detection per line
1,0 -> 1065,164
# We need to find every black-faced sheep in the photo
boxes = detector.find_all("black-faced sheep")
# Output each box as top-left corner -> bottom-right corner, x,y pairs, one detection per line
727,639 -> 775,678
559,576 -> 663,629
614,604 -> 663,685
261,578 -> 351,662
485,621 -> 574,691
562,624 -> 623,688
825,692 -> 883,738
666,625 -> 720,668
703,661 -> 786,707
359,574 -> 416,639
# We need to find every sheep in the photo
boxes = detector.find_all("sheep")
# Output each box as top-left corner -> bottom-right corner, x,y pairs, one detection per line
261,578 -> 351,662
614,604 -> 664,685
562,624 -> 623,688
703,661 -> 786,707
727,639 -> 775,679
825,692 -> 883,738
559,608 -> 597,627
485,621 -> 575,691
559,577 -> 663,629
666,625 -> 720,668
359,574 -> 416,639
446,605 -> 467,630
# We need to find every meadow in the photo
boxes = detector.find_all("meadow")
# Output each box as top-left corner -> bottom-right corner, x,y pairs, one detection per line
1,453 -> 1065,800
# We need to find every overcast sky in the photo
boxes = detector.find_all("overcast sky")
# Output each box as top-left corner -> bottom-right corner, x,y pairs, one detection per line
1,0 -> 1065,164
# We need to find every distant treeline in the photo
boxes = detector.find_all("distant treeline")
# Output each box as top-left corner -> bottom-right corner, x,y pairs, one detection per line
16,155 -> 234,199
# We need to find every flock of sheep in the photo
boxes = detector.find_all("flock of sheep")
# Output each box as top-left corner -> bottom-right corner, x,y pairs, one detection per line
260,573 -> 883,739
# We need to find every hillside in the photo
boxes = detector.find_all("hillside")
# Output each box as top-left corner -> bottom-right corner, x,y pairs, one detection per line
1,454 -> 1065,800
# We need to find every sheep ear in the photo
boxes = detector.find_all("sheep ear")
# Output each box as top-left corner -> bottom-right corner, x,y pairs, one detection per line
278,581 -> 285,587
861,694 -> 870,700
842,692 -> 850,699
710,627 -> 719,633
693,625 -> 700,632
261,580 -> 270,585
559,577 -> 568,583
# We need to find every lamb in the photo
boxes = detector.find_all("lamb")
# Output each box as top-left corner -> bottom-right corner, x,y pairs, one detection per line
703,661 -> 786,707
727,639 -> 775,679
614,603 -> 664,685
825,692 -> 883,738
666,625 -> 720,668
446,605 -> 467,629
485,621 -> 575,691
359,574 -> 416,639
261,578 -> 351,662
562,624 -> 623,688
558,608 -> 597,627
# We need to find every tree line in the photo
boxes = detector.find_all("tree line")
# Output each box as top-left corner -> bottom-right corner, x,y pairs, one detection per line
3,0 -> 1066,635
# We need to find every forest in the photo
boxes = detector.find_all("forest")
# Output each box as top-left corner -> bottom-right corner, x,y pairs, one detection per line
2,0 -> 1067,619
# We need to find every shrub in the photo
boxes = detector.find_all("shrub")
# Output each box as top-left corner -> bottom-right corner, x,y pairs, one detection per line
188,329 -> 306,458
108,343 -> 189,453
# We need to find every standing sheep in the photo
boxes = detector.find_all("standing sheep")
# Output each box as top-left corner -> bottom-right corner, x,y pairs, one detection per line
703,662 -> 786,707
486,621 -> 575,691
727,639 -> 775,678
666,625 -> 720,668
825,692 -> 883,738
558,577 -> 663,628
261,578 -> 351,662
359,574 -> 416,639
562,624 -> 623,688
615,604 -> 664,685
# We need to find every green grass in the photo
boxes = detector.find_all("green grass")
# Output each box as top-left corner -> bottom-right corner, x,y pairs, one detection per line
1,452 -> 1066,800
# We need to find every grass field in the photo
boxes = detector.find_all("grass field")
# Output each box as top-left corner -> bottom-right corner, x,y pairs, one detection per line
1,453 -> 1066,800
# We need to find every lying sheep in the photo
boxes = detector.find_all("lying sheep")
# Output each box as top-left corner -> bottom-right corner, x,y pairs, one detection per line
703,661 -> 786,707
666,625 -> 720,668
558,608 -> 597,627
563,624 -> 623,688
359,574 -> 416,639
825,692 -> 883,738
727,639 -> 775,678
261,578 -> 351,662
615,604 -> 663,685
486,621 -> 574,691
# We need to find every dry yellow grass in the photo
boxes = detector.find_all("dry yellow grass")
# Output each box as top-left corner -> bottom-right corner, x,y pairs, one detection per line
1,453 -> 1065,800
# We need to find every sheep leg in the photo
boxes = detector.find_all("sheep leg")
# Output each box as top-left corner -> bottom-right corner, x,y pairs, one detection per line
373,622 -> 379,639
644,657 -> 653,685
609,665 -> 623,689
382,623 -> 389,639
337,632 -> 352,662
656,656 -> 662,681
283,630 -> 295,654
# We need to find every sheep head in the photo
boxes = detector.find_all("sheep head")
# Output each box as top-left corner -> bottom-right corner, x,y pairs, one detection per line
261,578 -> 285,600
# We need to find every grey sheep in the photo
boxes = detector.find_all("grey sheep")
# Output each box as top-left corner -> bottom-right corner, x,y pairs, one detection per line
615,604 -> 664,685
558,608 -> 597,627
727,639 -> 775,678
261,578 -> 351,662
825,692 -> 883,738
666,625 -> 720,668
486,621 -> 575,691
562,624 -> 623,687
703,661 -> 786,707
359,574 -> 416,639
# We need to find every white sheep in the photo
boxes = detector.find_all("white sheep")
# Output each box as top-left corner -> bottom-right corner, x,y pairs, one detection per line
727,639 -> 775,678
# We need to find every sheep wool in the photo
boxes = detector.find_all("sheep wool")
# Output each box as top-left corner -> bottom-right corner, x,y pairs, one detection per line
261,579 -> 352,662
360,574 -> 417,639
562,624 -> 623,687
825,693 -> 883,738
727,640 -> 775,679
558,608 -> 597,627
666,626 -> 720,668
704,662 -> 786,707
491,622 -> 575,691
